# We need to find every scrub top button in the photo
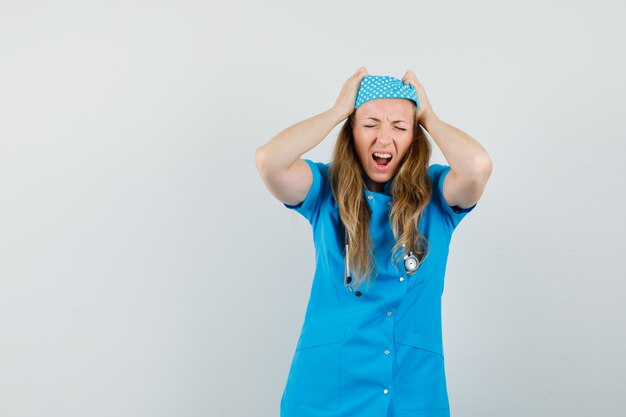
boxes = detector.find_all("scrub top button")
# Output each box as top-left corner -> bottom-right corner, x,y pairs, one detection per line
384,349 -> 390,355
367,194 -> 373,200
386,311 -> 393,317
383,388 -> 389,394
399,276 -> 405,282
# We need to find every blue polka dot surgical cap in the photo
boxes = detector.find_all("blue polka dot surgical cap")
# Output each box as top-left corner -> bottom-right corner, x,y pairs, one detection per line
355,75 -> 418,110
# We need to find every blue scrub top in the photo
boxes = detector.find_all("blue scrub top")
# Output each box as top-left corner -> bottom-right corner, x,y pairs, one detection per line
280,159 -> 477,417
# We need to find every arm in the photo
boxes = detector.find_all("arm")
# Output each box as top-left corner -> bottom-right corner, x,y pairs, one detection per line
254,67 -> 368,206
254,106 -> 347,173
254,107 -> 347,206
401,70 -> 492,210
422,111 -> 493,209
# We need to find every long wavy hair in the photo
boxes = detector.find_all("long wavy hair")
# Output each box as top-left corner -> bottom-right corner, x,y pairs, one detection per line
328,105 -> 433,292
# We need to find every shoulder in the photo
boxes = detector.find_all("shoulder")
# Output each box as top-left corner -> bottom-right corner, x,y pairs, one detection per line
282,159 -> 332,226
427,163 -> 446,179
304,159 -> 331,189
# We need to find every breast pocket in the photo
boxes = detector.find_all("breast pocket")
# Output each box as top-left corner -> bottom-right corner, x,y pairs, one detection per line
393,330 -> 449,411
288,327 -> 346,410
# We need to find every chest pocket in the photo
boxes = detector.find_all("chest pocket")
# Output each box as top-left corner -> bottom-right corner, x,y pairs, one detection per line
393,330 -> 449,411
288,327 -> 346,410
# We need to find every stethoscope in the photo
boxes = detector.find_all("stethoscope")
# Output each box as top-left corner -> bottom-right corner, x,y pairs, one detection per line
343,226 -> 423,297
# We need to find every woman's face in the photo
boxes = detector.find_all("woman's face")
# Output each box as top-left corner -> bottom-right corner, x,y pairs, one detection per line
352,98 -> 415,192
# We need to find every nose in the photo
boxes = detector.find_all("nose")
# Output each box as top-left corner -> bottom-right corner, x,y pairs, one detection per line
376,124 -> 394,145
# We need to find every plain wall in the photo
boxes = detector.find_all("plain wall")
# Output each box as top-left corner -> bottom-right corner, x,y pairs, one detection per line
1,1 -> 625,416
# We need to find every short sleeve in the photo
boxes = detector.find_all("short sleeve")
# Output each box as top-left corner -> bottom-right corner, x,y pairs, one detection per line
282,159 -> 328,225
430,164 -> 477,230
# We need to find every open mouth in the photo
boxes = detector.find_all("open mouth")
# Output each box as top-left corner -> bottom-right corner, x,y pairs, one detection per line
372,152 -> 393,168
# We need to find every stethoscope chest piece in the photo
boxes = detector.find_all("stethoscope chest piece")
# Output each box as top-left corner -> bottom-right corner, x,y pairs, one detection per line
403,250 -> 420,275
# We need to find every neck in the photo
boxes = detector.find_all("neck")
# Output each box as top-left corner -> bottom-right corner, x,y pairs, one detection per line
365,178 -> 385,193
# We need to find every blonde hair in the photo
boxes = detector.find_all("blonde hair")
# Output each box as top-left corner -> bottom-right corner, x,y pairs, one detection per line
328,106 -> 433,291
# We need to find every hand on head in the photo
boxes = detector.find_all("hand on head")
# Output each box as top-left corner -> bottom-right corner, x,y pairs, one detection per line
400,70 -> 434,124
333,67 -> 369,119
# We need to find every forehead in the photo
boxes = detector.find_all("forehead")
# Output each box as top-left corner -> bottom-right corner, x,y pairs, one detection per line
355,98 -> 414,121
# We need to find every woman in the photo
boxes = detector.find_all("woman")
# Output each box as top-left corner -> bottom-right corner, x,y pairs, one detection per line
254,67 -> 492,417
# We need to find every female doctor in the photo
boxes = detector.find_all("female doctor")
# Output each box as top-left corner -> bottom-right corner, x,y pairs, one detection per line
254,67 -> 492,417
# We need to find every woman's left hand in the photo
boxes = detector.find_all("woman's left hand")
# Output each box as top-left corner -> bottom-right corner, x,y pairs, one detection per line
401,70 -> 435,125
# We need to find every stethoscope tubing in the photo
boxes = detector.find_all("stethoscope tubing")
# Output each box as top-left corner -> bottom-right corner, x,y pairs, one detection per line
343,224 -> 421,297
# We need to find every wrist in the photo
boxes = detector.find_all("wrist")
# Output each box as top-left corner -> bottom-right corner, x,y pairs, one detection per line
419,109 -> 438,129
328,105 -> 352,123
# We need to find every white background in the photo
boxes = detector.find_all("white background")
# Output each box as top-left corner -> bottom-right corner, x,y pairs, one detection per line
1,1 -> 625,416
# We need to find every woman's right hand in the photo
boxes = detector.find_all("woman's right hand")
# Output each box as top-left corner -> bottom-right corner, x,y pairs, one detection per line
332,66 -> 368,119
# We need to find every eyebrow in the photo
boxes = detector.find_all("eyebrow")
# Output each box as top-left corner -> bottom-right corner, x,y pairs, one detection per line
364,117 -> 408,123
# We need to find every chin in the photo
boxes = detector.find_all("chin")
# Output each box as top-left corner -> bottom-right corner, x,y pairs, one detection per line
369,171 -> 391,181
365,171 -> 393,187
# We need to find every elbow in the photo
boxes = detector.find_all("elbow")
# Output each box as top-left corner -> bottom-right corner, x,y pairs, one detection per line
480,155 -> 493,177
472,154 -> 493,178
254,147 -> 269,173
255,146 -> 295,176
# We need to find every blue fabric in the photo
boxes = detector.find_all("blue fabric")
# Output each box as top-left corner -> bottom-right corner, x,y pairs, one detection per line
280,159 -> 477,417
355,75 -> 419,110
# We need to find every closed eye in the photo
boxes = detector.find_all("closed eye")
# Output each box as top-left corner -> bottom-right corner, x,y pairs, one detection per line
364,125 -> 407,131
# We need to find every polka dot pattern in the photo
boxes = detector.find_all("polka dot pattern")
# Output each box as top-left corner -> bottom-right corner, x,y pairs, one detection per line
355,75 -> 418,110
